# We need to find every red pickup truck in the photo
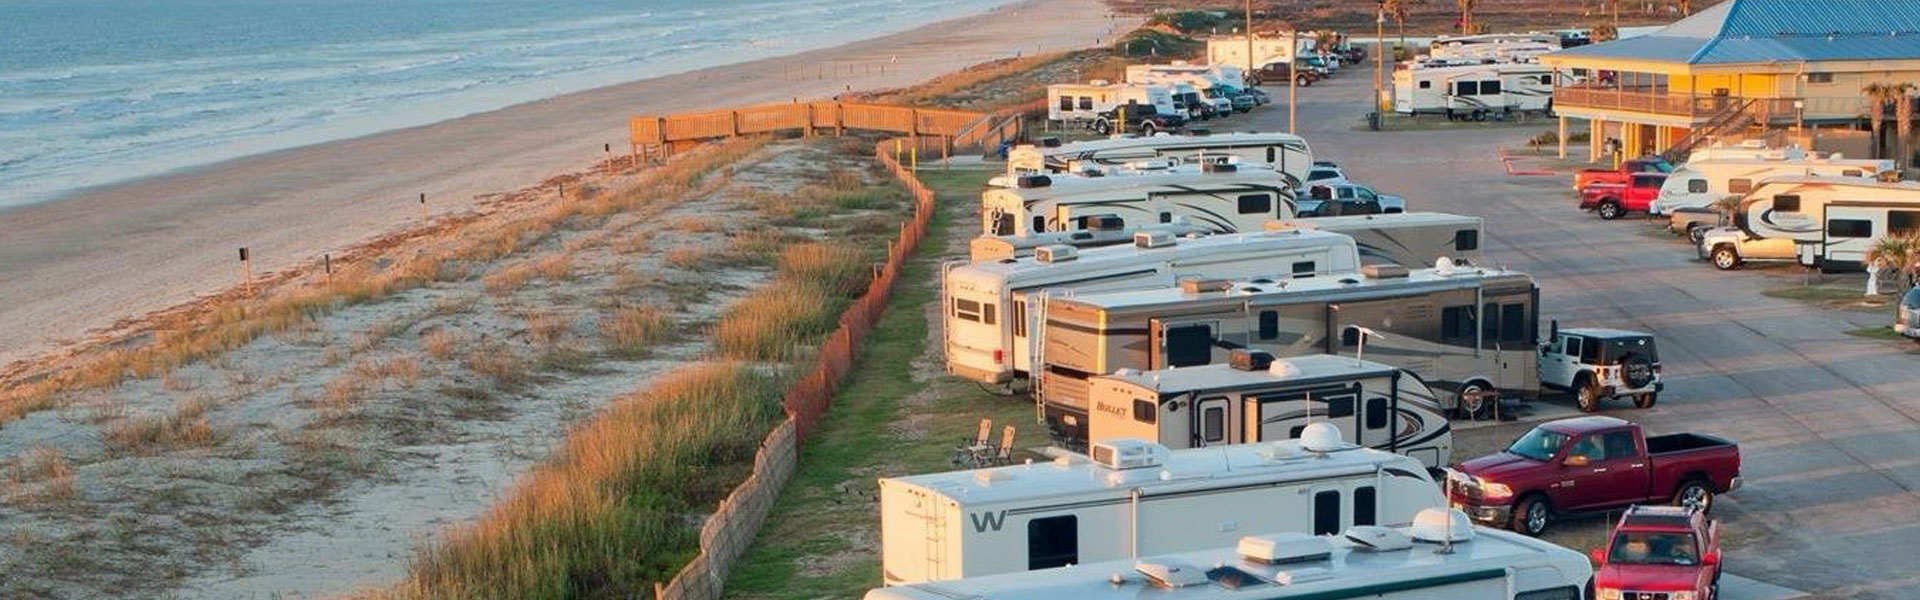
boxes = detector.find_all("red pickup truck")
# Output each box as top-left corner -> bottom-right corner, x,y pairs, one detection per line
1590,505 -> 1723,600
1573,157 -> 1672,191
1450,416 -> 1741,536
1580,172 -> 1668,220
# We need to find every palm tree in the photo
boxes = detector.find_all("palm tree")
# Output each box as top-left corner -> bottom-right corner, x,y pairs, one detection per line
1897,83 -> 1916,168
1592,24 -> 1619,43
1710,194 -> 1743,225
1455,0 -> 1476,35
1676,0 -> 1692,16
1863,82 -> 1902,159
1381,0 -> 1415,57
1864,236 -> 1911,295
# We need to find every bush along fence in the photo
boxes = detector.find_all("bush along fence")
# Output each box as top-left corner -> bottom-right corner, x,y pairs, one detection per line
651,137 -> 940,600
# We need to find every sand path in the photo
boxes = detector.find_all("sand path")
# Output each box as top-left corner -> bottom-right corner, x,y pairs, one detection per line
0,0 -> 1131,371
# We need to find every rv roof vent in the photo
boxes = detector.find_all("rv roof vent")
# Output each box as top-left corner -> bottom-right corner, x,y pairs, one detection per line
1229,349 -> 1275,371
1015,174 -> 1052,188
1298,422 -> 1351,454
1179,278 -> 1234,294
1039,136 -> 1062,148
1189,127 -> 1211,136
1360,264 -> 1409,279
1035,245 -> 1078,264
972,470 -> 1012,485
1408,508 -> 1476,544
1267,359 -> 1302,378
1089,439 -> 1170,471
1237,533 -> 1333,565
1134,559 -> 1208,588
1739,139 -> 1768,148
1343,526 -> 1414,552
1089,79 -> 1110,85
1201,161 -> 1238,173
1135,231 -> 1178,249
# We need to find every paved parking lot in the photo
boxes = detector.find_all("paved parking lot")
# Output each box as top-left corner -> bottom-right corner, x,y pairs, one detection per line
1237,69 -> 1920,599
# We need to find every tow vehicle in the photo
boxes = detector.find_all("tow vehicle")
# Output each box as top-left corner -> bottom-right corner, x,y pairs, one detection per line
1574,157 -> 1672,191
1579,173 -> 1667,220
1537,326 -> 1662,412
1589,505 -> 1723,600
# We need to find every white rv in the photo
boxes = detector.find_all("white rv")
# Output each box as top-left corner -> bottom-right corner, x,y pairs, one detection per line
1087,353 -> 1453,468
966,218 -> 1214,261
876,430 -> 1447,585
1007,133 -> 1314,187
869,509 -> 1592,600
1126,64 -> 1238,116
980,164 -> 1296,237
1651,152 -> 1891,215
1700,177 -> 1920,271
944,228 -> 1361,385
1428,33 -> 1562,60
1392,62 -> 1553,118
1045,81 -> 1180,129
1267,212 -> 1485,268
1036,264 -> 1539,445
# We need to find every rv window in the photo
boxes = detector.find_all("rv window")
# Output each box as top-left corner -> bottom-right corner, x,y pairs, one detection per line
1258,310 -> 1279,340
1237,194 -> 1272,215
1353,486 -> 1378,526
1202,404 -> 1226,442
1165,324 -> 1214,367
1501,303 -> 1529,344
1418,80 -> 1431,89
1077,96 -> 1093,110
1292,261 -> 1316,278
1058,96 -> 1074,112
1455,229 -> 1480,251
1032,215 -> 1045,233
1828,219 -> 1872,238
1266,147 -> 1276,163
1441,305 -> 1475,343
1159,212 -> 1172,223
1312,490 -> 1341,535
953,298 -> 984,323
1133,399 -> 1157,424
1481,80 -> 1502,94
1687,179 -> 1709,193
1454,81 -> 1478,96
1773,194 -> 1801,213
1013,302 -> 1027,337
1893,211 -> 1920,235
1481,302 -> 1499,341
1325,396 -> 1355,418
981,303 -> 997,326
1365,397 -> 1388,430
1026,516 -> 1078,570
1728,178 -> 1752,194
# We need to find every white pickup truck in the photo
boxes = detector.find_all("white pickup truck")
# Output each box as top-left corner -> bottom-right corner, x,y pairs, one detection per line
1538,327 -> 1664,412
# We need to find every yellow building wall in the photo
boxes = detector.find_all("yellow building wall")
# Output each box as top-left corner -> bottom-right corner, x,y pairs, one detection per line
1668,73 -> 1783,97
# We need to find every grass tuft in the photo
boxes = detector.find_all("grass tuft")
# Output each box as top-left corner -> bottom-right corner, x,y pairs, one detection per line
601,306 -> 675,359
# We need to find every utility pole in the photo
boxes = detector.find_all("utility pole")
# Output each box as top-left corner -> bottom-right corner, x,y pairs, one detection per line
1288,27 -> 1298,133
1375,7 -> 1386,114
1245,0 -> 1256,78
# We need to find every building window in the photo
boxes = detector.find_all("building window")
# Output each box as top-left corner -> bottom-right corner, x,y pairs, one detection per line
1165,324 -> 1214,367
1455,229 -> 1479,251
1774,194 -> 1802,213
1365,397 -> 1389,430
1313,490 -> 1341,535
1353,486 -> 1378,526
1026,516 -> 1078,570
1687,179 -> 1709,193
1133,399 -> 1157,424
1728,178 -> 1753,194
1292,261 -> 1316,278
1828,219 -> 1872,238
1807,72 -> 1834,84
1238,194 -> 1272,215
1258,310 -> 1279,340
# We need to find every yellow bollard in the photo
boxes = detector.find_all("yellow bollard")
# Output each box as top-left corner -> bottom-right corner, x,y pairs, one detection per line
910,145 -> 918,170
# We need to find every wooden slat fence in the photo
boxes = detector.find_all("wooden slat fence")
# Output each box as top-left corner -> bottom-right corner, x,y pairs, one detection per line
631,100 -> 1050,161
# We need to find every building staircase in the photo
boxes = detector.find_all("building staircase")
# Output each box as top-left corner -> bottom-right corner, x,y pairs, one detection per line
1661,98 -> 1758,163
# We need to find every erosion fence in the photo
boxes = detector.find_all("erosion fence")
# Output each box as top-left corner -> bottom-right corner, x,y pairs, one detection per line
651,135 -> 946,600
630,100 -> 1033,161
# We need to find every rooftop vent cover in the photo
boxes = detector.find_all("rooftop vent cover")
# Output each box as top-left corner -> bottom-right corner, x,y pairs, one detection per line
1343,526 -> 1413,552
1134,559 -> 1208,588
1229,349 -> 1276,371
1237,532 -> 1333,565
1089,439 -> 1170,470
1035,245 -> 1078,264
1015,174 -> 1053,188
1135,231 -> 1178,249
1179,278 -> 1234,294
1361,264 -> 1409,279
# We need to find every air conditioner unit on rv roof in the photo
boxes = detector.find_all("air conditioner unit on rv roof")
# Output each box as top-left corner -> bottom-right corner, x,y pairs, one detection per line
1090,439 -> 1169,470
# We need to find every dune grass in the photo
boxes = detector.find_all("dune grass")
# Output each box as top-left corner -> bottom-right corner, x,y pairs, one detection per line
374,362 -> 781,600
600,305 -> 676,359
712,243 -> 871,361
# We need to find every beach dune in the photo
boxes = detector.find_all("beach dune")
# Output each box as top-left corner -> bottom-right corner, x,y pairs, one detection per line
0,0 -> 1127,372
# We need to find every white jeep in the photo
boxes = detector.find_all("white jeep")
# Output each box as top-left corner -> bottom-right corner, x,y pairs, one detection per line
1538,327 -> 1663,412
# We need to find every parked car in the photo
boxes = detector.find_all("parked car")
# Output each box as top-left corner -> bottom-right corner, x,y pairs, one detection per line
1590,506 -> 1723,600
1666,206 -> 1724,245
1253,62 -> 1315,86
1301,182 -> 1405,216
1580,173 -> 1667,220
1451,416 -> 1742,536
1574,157 -> 1673,191
1898,287 -> 1920,341
1229,93 -> 1256,113
1244,88 -> 1270,106
1538,326 -> 1663,412
1305,164 -> 1346,186
1090,104 -> 1181,136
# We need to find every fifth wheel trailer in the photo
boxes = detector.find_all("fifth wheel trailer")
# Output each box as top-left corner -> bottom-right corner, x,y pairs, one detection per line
1391,62 -> 1553,118
1267,212 -> 1484,268
980,164 -> 1296,237
1007,133 -> 1314,188
1699,177 -> 1920,271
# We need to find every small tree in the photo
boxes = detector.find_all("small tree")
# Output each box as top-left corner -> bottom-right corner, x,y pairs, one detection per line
1710,194 -> 1743,226
1864,236 -> 1911,295
1382,0 -> 1416,54
1864,82 -> 1902,159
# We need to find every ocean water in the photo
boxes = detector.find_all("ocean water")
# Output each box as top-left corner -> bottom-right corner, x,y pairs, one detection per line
0,0 -> 1018,207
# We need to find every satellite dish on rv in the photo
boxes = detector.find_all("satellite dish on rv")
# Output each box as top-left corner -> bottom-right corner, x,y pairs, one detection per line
1298,422 -> 1348,454
1434,256 -> 1456,275
1409,508 -> 1475,543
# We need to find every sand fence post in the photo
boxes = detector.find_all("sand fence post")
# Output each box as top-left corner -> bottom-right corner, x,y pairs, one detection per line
238,247 -> 253,297
323,253 -> 333,289
604,143 -> 614,176
418,192 -> 428,222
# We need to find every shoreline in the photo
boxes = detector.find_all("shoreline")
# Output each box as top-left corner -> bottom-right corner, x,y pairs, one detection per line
0,0 -> 1130,373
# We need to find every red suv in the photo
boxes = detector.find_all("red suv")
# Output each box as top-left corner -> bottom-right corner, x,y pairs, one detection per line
1589,505 -> 1722,600
1580,172 -> 1667,220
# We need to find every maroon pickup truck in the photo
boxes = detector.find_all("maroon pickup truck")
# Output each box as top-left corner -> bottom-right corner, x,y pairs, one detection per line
1573,157 -> 1672,191
1450,416 -> 1741,536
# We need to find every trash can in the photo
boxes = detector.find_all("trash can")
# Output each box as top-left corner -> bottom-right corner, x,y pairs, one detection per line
1367,112 -> 1380,131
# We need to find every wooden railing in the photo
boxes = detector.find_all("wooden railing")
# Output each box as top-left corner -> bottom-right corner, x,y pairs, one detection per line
1553,87 -> 1801,123
630,101 -> 1018,160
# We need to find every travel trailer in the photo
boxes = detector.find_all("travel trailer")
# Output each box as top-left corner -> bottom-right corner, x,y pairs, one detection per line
1087,353 -> 1453,468
966,218 -> 1213,261
869,509 -> 1592,600
1392,62 -> 1553,118
1205,34 -> 1306,71
944,228 -> 1361,385
1007,133 -> 1314,187
980,164 -> 1296,237
1651,152 -> 1891,215
1045,81 -> 1181,128
1035,264 -> 1539,445
1700,177 -> 1920,271
1267,212 -> 1484,268
876,429 -> 1447,585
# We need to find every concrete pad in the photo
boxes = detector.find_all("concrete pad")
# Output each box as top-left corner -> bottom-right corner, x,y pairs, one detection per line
1721,573 -> 1809,600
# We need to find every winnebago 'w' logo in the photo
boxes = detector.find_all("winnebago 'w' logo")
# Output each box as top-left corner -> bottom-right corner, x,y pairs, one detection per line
970,511 -> 1008,532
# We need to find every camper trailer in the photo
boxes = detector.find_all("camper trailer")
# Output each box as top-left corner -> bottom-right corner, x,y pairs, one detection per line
944,228 -> 1361,385
1087,353 -> 1453,468
1007,133 -> 1314,187
869,509 -> 1592,600
1427,33 -> 1562,60
1699,177 -> 1920,271
1036,265 -> 1539,445
1651,152 -> 1891,215
980,164 -> 1296,237
1126,64 -> 1239,116
1267,212 -> 1484,268
966,219 -> 1214,261
1392,62 -> 1553,118
876,430 -> 1447,585
1045,81 -> 1182,129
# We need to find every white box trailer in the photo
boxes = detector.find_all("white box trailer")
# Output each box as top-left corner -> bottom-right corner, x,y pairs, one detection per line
944,228 -> 1360,385
980,164 -> 1295,238
1392,62 -> 1552,118
1267,212 -> 1485,268
1008,133 -> 1314,188
1045,81 -> 1180,128
1651,152 -> 1891,215
1087,353 -> 1453,468
877,431 -> 1447,585
870,509 -> 1591,600
1700,176 -> 1920,271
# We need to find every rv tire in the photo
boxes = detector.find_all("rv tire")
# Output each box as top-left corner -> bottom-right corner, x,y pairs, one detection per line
1512,494 -> 1552,536
1472,110 -> 1488,122
1711,245 -> 1742,270
1633,392 -> 1657,408
1597,200 -> 1624,220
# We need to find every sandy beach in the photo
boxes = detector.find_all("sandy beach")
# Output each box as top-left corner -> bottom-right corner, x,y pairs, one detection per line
0,0 -> 1127,372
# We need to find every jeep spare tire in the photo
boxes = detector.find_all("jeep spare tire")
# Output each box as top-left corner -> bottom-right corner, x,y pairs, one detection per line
1621,354 -> 1655,389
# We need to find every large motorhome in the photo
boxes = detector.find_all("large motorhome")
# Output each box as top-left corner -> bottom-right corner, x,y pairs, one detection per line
1267,212 -> 1484,268
1036,265 -> 1539,445
1700,177 -> 1920,271
966,218 -> 1213,261
869,509 -> 1592,600
1087,353 -> 1453,468
1427,33 -> 1562,60
1392,62 -> 1553,118
876,431 -> 1447,585
944,228 -> 1361,385
1045,81 -> 1180,127
1007,133 -> 1314,187
1651,152 -> 1891,215
980,164 -> 1295,237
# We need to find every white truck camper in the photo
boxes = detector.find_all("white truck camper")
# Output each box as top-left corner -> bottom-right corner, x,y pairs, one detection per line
1008,133 -> 1314,188
943,228 -> 1361,385
1392,62 -> 1553,118
869,508 -> 1591,600
1086,352 -> 1454,468
1267,212 -> 1485,268
876,429 -> 1447,585
1700,177 -> 1920,271
980,164 -> 1296,237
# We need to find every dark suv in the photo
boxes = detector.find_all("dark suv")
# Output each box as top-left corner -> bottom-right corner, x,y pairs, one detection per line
1091,104 -> 1182,136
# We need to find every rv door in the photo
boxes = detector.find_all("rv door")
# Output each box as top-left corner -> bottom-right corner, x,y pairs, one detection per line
1192,396 -> 1229,447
